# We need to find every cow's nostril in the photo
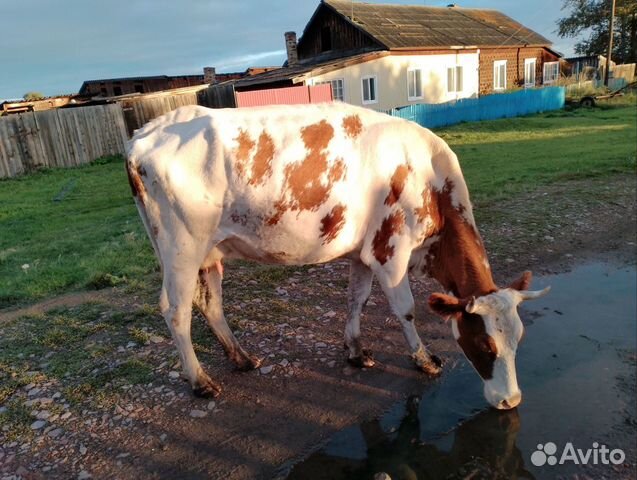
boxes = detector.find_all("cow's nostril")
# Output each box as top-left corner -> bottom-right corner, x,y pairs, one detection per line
501,399 -> 511,409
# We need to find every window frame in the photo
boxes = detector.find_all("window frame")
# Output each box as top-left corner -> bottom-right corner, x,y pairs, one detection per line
407,68 -> 423,101
543,61 -> 560,84
361,75 -> 378,105
524,58 -> 537,88
315,78 -> 345,102
493,60 -> 507,91
447,65 -> 464,93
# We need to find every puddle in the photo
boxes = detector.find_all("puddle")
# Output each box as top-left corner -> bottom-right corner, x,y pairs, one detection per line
286,263 -> 637,479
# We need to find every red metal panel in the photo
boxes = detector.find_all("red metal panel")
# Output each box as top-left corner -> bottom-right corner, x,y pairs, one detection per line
309,84 -> 333,103
275,86 -> 310,105
236,84 -> 333,108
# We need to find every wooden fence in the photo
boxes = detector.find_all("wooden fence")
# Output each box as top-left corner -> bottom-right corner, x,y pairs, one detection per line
118,83 -> 237,136
0,103 -> 127,178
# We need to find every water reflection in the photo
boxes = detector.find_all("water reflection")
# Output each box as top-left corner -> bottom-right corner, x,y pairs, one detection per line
288,396 -> 534,479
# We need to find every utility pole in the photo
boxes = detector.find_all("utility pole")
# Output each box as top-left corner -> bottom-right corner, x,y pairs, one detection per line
604,0 -> 616,87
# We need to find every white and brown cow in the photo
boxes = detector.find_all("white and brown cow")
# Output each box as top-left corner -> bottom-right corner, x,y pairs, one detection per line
126,103 -> 549,410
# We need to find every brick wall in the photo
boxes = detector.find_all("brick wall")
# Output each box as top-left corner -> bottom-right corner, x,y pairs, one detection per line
479,47 -> 560,95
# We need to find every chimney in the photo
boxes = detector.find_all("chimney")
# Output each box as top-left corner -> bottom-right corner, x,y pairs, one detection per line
203,67 -> 216,84
285,31 -> 298,67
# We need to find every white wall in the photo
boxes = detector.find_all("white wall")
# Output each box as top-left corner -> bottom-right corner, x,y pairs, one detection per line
308,51 -> 479,111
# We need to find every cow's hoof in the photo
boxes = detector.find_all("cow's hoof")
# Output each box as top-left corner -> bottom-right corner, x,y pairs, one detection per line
193,372 -> 222,398
233,353 -> 262,372
415,355 -> 443,376
347,349 -> 375,368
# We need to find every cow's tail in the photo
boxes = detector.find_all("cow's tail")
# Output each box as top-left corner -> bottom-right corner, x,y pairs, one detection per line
125,154 -> 162,268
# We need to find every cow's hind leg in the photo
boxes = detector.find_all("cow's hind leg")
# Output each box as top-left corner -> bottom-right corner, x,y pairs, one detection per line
371,258 -> 442,376
193,262 -> 261,371
345,260 -> 375,368
161,264 -> 221,398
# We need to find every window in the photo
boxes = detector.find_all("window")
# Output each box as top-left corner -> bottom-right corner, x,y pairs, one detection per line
321,26 -> 332,52
447,66 -> 464,93
543,61 -> 560,84
407,68 -> 423,100
316,78 -> 344,101
361,75 -> 378,104
493,60 -> 506,90
524,58 -> 536,87
493,60 -> 507,90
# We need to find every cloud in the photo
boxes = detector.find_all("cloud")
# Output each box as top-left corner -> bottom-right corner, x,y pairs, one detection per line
212,50 -> 287,71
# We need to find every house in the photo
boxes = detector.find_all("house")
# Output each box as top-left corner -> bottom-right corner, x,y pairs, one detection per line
79,66 -> 280,97
234,0 -> 561,110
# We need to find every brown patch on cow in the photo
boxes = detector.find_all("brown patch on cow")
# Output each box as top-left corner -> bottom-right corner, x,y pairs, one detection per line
372,210 -> 406,265
342,115 -> 362,139
234,129 -> 255,178
414,186 -> 440,225
266,120 -> 346,225
328,157 -> 346,183
126,161 -> 146,204
428,293 -> 496,379
320,204 -> 347,244
249,131 -> 275,186
425,179 -> 496,298
457,312 -> 497,379
384,164 -> 411,206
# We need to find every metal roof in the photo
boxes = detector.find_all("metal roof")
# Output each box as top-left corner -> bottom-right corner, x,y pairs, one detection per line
323,0 -> 552,49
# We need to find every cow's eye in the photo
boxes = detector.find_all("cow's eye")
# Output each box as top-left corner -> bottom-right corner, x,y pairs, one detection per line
476,335 -> 498,356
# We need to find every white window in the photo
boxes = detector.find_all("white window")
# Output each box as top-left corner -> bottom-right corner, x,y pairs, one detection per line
543,62 -> 560,84
447,66 -> 464,93
494,60 -> 507,90
407,68 -> 423,100
317,78 -> 345,101
524,58 -> 536,87
361,75 -> 378,104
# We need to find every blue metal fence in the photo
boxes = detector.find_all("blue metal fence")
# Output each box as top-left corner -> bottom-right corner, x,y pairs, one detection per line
387,87 -> 566,129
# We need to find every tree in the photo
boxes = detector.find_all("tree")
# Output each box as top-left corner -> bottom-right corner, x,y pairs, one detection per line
23,92 -> 45,101
557,0 -> 637,64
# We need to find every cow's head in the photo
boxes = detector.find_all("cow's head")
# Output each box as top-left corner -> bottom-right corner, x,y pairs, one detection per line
429,271 -> 549,410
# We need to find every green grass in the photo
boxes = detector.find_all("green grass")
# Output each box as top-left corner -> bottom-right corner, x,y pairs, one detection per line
0,302 -> 159,409
0,104 -> 635,308
0,156 -> 156,307
437,103 -> 636,206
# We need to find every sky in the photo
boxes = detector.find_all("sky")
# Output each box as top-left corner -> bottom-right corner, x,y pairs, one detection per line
0,0 -> 578,101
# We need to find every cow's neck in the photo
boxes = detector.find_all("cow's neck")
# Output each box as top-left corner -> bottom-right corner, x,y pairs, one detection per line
428,186 -> 497,299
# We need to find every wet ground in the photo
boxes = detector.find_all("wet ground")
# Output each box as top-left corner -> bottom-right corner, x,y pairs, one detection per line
286,263 -> 637,480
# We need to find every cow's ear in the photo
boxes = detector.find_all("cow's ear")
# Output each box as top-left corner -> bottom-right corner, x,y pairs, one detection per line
509,271 -> 532,291
428,293 -> 466,320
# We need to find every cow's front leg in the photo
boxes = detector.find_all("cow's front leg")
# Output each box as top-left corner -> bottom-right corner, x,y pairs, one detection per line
161,269 -> 222,397
372,264 -> 442,376
193,262 -> 261,371
345,260 -> 375,368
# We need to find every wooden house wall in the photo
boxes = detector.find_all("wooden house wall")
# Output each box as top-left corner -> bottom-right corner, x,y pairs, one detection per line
297,5 -> 381,61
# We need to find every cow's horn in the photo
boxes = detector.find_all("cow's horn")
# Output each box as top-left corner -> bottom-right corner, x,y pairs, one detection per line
519,286 -> 551,301
465,296 -> 478,314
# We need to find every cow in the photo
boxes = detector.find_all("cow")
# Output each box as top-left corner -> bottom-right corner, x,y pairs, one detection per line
126,103 -> 549,410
